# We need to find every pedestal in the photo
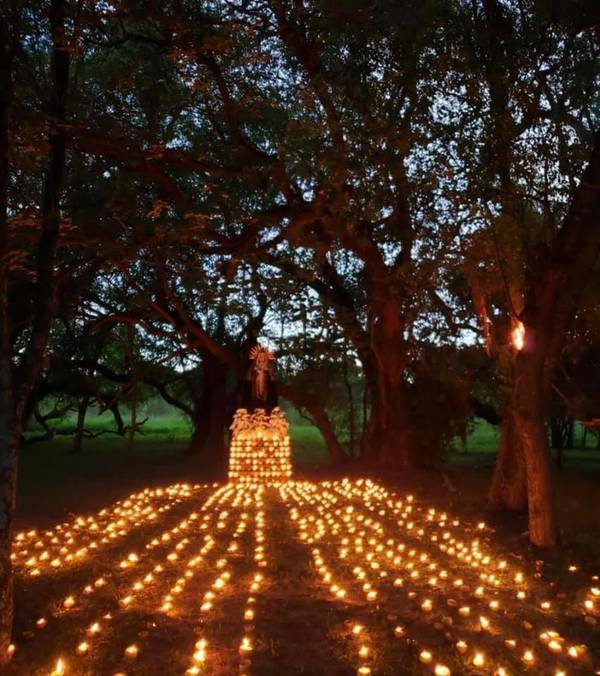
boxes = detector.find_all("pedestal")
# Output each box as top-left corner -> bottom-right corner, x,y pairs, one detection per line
228,407 -> 293,483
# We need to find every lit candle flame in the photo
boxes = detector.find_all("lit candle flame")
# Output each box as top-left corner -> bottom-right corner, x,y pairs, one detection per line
512,321 -> 525,350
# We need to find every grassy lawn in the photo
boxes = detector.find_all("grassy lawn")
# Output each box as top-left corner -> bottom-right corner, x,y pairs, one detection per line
454,419 -> 500,454
21,412 -> 600,498
449,419 -> 600,470
8,477 -> 600,675
22,419 -> 327,469
18,414 -> 328,524
19,410 -> 600,522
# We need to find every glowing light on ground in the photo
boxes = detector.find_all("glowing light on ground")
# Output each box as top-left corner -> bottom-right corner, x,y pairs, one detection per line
5,479 -> 599,674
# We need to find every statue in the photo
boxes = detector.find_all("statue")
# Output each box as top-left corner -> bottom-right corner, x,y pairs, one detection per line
241,344 -> 278,412
229,344 -> 293,483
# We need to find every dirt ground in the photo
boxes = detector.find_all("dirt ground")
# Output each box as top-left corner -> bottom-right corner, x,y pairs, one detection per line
8,449 -> 600,675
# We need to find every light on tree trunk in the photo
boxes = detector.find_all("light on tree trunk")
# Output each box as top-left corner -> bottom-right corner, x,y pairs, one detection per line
511,321 -> 525,350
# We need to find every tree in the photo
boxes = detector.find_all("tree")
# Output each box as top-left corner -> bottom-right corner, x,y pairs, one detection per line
0,0 -> 72,661
451,0 -> 600,544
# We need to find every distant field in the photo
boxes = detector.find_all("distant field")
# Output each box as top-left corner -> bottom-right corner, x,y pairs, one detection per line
452,418 -> 600,453
22,412 -> 600,488
453,419 -> 499,453
26,411 -> 193,440
26,409 -> 327,456
20,412 -> 328,498
449,418 -> 600,470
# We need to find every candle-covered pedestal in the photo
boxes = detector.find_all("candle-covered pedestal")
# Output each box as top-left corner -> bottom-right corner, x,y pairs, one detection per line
228,407 -> 293,483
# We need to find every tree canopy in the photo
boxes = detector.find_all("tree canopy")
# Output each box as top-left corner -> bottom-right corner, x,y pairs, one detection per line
0,0 -> 599,660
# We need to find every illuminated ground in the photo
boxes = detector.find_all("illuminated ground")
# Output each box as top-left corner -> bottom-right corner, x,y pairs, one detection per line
6,479 -> 600,675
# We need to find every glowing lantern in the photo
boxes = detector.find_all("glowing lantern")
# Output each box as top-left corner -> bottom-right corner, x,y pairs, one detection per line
125,644 -> 139,658
512,321 -> 525,350
419,650 -> 433,664
473,652 -> 485,667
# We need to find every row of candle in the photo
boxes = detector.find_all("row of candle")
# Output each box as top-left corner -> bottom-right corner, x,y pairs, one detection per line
228,435 -> 293,483
14,483 -> 206,576
8,479 -> 599,675
13,486 -> 233,670
185,485 -> 267,674
332,479 -> 600,628
281,480 -> 597,675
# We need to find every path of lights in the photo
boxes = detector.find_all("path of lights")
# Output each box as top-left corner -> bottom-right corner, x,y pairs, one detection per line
13,483 -> 202,576
7,479 -> 599,675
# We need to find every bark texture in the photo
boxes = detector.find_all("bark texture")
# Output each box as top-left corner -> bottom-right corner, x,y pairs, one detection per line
0,0 -> 69,659
489,398 -> 527,512
0,5 -> 17,662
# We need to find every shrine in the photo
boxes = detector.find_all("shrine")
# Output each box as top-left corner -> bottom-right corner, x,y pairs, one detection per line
228,346 -> 293,483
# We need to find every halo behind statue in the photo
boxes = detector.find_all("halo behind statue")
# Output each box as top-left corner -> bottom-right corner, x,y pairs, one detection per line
249,345 -> 275,361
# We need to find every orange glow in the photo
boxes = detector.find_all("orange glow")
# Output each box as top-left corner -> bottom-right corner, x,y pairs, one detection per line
9,478 -> 597,674
512,321 -> 525,350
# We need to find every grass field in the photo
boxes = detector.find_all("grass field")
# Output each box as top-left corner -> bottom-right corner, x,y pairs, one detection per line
19,413 -> 329,519
21,410 -> 600,509
449,419 -> 600,470
11,417 -> 600,675
18,412 -> 600,534
24,411 -> 600,480
454,418 -> 600,453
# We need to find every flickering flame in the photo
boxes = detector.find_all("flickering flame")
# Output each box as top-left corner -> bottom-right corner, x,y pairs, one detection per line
512,321 -> 525,350
473,652 -> 485,667
52,657 -> 65,675
239,636 -> 253,654
125,644 -> 139,658
419,649 -> 433,664
522,649 -> 535,665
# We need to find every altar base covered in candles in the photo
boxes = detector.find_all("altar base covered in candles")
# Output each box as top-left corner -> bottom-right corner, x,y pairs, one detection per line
228,407 -> 293,483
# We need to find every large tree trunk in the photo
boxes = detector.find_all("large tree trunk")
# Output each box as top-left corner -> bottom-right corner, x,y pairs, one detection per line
0,430 -> 18,666
366,300 -> 413,466
14,0 -> 68,421
514,343 -> 558,546
0,6 -> 16,663
187,354 -> 229,459
203,369 -> 228,459
307,404 -> 346,464
1,0 -> 69,660
71,396 -> 90,454
187,418 -> 209,455
186,389 -> 212,456
279,381 -> 347,464
489,398 -> 527,511
368,376 -> 414,466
